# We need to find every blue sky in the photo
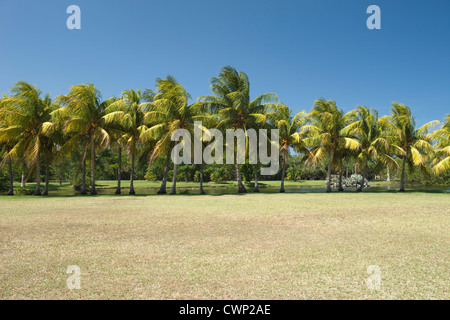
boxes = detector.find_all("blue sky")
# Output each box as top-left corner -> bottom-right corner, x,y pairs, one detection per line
0,0 -> 449,125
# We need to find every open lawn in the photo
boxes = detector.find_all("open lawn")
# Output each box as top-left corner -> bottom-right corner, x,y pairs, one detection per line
0,193 -> 449,299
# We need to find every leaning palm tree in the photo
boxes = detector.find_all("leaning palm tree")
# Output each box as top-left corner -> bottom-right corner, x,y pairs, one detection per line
268,104 -> 308,192
343,106 -> 396,192
103,89 -> 154,195
380,103 -> 438,192
199,66 -> 278,193
430,114 -> 450,175
144,76 -> 207,195
303,99 -> 360,192
0,82 -> 55,195
57,84 -> 111,195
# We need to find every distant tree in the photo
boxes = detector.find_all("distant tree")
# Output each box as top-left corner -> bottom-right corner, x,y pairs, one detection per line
268,104 -> 308,192
199,66 -> 277,193
431,114 -> 450,175
303,99 -> 360,192
57,84 -> 111,195
0,82 -> 56,195
381,103 -> 438,192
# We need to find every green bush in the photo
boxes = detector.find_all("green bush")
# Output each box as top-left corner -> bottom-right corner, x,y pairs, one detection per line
211,167 -> 230,182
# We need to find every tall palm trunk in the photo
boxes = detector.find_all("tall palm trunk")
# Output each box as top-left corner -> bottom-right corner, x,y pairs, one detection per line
254,164 -> 259,193
399,154 -> 407,192
115,145 -> 122,194
43,163 -> 50,196
157,147 -> 172,194
170,163 -> 178,195
199,162 -> 205,195
236,163 -> 247,193
90,134 -> 97,195
326,149 -> 333,193
35,148 -> 41,196
338,169 -> 344,192
80,155 -> 87,195
280,151 -> 287,193
129,147 -> 136,195
357,165 -> 366,192
7,155 -> 14,196
386,165 -> 390,182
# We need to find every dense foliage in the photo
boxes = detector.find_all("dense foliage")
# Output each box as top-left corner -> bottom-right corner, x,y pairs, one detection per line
0,66 -> 448,195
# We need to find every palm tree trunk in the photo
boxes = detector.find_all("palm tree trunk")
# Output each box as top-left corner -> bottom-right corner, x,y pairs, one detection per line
326,150 -> 333,193
357,165 -> 365,192
129,149 -> 135,195
115,145 -> 122,194
43,163 -> 50,196
157,148 -> 171,194
7,155 -> 14,196
338,169 -> 344,192
199,162 -> 205,195
358,173 -> 365,192
35,149 -> 41,196
254,164 -> 259,193
400,155 -> 407,192
170,162 -> 178,195
90,134 -> 97,195
386,165 -> 390,182
280,151 -> 287,193
236,163 -> 247,193
81,155 -> 87,195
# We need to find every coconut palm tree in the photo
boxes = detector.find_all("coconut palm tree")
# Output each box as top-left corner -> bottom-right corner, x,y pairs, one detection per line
381,103 -> 438,192
0,96 -> 16,195
103,89 -> 154,195
268,104 -> 308,192
199,66 -> 278,193
431,114 -> 450,175
303,99 -> 360,192
57,84 -> 111,195
343,106 -> 396,192
0,82 -> 56,195
40,97 -> 63,195
144,76 -> 207,195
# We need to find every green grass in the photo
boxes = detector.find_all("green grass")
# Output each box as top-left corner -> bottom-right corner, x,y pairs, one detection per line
0,193 -> 448,299
13,179 -> 327,189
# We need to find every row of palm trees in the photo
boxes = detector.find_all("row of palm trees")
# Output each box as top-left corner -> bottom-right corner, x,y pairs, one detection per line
1,66 -> 449,196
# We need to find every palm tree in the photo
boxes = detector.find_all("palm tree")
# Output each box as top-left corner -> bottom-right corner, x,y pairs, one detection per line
144,76 -> 206,195
103,89 -> 154,195
303,99 -> 360,192
381,103 -> 438,192
343,106 -> 396,192
199,66 -> 278,193
431,114 -> 450,175
40,96 -> 63,195
268,104 -> 308,193
0,95 -> 15,195
0,82 -> 55,195
57,84 -> 111,195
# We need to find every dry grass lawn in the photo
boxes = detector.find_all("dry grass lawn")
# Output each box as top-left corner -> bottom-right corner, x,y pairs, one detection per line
0,193 -> 449,299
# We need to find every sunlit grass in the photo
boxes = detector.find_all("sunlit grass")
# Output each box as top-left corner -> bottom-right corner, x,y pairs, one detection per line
0,193 -> 448,299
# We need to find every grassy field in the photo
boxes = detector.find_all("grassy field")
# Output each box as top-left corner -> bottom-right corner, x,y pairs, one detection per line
0,192 -> 449,299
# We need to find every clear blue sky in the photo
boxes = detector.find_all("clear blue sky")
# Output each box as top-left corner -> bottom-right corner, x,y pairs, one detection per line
0,0 -> 449,125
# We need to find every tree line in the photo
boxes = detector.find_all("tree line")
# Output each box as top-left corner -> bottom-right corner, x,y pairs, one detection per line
1,66 -> 449,196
